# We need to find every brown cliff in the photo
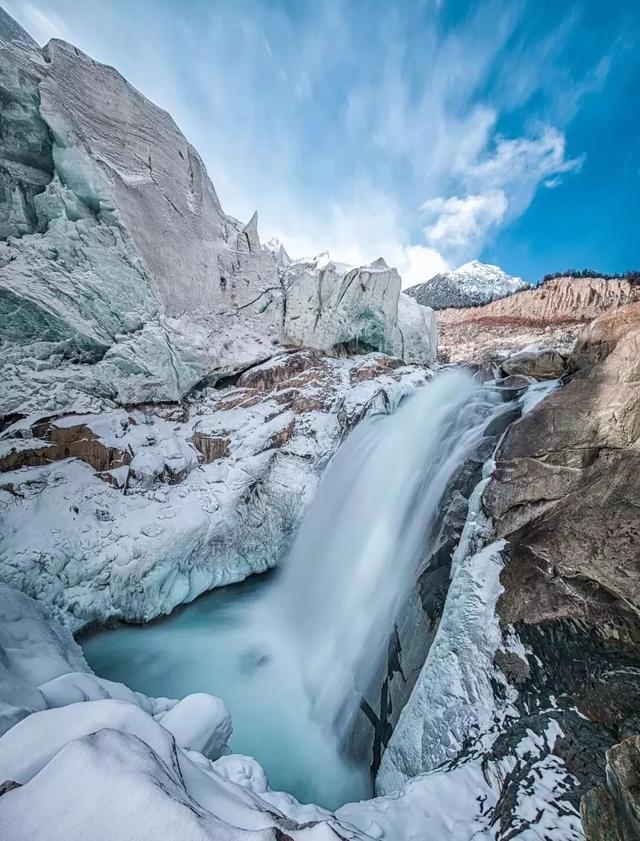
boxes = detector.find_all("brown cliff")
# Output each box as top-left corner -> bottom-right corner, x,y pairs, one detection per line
483,300 -> 640,732
438,276 -> 640,364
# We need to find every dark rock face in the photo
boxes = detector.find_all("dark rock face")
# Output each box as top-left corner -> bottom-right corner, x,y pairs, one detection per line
487,710 -> 612,837
581,737 -> 640,841
482,303 -> 640,837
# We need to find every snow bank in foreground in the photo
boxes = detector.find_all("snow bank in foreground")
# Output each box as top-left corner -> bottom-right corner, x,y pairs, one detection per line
0,479 -> 585,841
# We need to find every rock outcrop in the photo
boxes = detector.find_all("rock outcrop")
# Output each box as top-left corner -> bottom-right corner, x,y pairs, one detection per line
485,302 -> 640,640
581,736 -> 640,841
368,304 -> 640,839
437,275 -> 640,364
480,303 -> 640,836
500,346 -> 567,380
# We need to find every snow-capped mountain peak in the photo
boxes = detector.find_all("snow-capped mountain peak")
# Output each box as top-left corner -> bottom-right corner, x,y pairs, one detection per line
404,260 -> 529,310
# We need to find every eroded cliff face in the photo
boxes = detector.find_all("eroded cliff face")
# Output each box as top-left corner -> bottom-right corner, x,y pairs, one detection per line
438,275 -> 640,364
483,302 -> 640,833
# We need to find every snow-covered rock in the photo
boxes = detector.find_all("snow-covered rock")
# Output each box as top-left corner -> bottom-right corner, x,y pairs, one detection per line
405,260 -> 529,310
500,344 -> 567,380
160,694 -> 231,761
0,553 -> 587,841
0,582 -> 361,839
377,474 -> 504,793
0,582 -> 177,737
0,350 -> 428,631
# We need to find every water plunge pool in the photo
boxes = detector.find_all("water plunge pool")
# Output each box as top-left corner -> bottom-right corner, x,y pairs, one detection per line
81,570 -> 372,810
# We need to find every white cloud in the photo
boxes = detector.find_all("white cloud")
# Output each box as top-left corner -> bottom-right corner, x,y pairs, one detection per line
459,127 -> 583,199
422,192 -> 508,251
420,127 -> 583,261
259,187 -> 450,288
398,245 -> 451,288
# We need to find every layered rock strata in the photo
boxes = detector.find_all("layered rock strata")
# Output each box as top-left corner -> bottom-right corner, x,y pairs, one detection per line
437,275 -> 640,364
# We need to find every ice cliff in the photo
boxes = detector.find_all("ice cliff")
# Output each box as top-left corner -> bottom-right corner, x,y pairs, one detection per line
0,10 -> 435,417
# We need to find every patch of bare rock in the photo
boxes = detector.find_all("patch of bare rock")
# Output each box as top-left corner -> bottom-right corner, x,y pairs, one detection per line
438,275 -> 640,366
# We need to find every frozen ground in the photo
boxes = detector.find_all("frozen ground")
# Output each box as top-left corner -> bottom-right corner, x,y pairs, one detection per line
0,351 -> 427,631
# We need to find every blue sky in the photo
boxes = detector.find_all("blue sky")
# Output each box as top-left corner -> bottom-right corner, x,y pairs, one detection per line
6,0 -> 639,285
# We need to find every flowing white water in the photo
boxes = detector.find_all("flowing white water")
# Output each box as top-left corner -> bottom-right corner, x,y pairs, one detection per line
272,368 -> 510,739
83,368 -> 511,808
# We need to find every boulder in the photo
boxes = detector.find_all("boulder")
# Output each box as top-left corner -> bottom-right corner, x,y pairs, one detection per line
569,301 -> 640,371
500,346 -> 566,380
156,694 -> 231,760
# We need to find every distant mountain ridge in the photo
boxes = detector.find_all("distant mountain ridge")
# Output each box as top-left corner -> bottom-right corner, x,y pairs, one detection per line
405,260 -> 529,310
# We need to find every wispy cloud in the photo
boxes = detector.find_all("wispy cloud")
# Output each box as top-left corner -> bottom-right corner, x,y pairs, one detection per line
421,126 -> 584,261
3,0 -> 618,285
422,192 -> 509,253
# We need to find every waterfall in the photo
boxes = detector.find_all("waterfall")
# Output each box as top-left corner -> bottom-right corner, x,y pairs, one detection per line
83,367 -> 516,807
272,368 -> 511,740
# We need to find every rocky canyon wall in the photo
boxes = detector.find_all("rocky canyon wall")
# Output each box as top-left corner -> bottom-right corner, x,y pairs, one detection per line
438,275 -> 640,364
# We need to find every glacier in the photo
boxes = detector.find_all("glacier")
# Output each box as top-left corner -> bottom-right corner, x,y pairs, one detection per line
0,12 -> 436,418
